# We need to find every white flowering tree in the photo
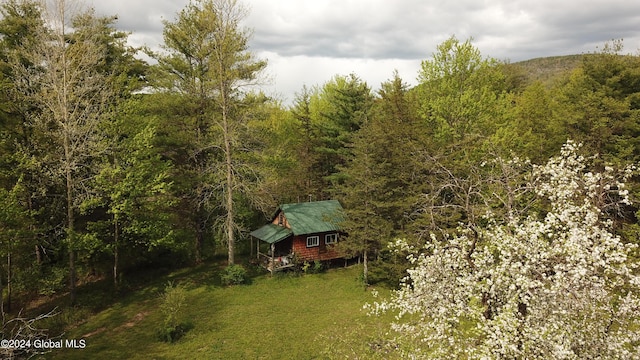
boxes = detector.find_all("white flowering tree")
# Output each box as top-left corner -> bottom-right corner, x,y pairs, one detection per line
368,142 -> 640,359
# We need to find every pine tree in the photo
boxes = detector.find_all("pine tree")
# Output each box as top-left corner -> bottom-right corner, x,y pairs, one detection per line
289,86 -> 322,200
154,0 -> 266,265
317,74 -> 373,194
337,72 -> 421,284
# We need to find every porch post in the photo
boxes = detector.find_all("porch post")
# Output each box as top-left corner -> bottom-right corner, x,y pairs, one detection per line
270,243 -> 275,275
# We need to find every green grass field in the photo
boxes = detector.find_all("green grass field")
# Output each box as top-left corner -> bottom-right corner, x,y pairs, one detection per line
47,262 -> 394,360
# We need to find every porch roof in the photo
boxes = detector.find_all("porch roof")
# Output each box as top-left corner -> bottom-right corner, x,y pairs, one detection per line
250,224 -> 292,244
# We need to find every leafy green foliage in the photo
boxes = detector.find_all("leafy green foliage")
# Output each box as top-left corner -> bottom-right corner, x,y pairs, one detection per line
220,264 -> 247,285
84,102 -> 177,286
417,36 -> 508,145
558,39 -> 640,165
492,81 -> 566,162
35,266 -> 67,297
301,260 -> 324,274
366,259 -> 407,289
157,281 -> 188,343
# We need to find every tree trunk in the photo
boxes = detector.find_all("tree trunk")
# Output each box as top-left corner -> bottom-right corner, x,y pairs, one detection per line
65,134 -> 76,305
28,197 -> 41,265
270,243 -> 275,276
195,214 -> 204,265
221,90 -> 235,266
363,248 -> 368,286
6,251 -> 11,313
113,213 -> 119,290
35,245 -> 41,265
225,158 -> 234,265
195,228 -> 203,265
61,9 -> 76,305
0,266 -> 3,315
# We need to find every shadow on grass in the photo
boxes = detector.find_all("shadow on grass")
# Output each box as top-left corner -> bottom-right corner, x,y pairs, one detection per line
26,253 -> 281,352
26,256 -> 232,337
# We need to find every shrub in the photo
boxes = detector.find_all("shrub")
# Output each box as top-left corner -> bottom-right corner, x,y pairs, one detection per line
220,264 -> 247,286
313,260 -> 324,273
157,281 -> 188,343
302,260 -> 324,274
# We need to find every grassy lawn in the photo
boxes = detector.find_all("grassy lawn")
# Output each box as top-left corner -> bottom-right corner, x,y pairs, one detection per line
47,262 -> 393,359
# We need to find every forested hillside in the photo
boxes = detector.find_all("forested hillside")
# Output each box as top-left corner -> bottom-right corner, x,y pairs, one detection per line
1,0 -> 640,358
511,54 -> 585,86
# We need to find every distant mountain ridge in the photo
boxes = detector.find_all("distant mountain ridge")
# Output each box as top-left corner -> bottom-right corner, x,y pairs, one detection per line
511,54 -> 586,85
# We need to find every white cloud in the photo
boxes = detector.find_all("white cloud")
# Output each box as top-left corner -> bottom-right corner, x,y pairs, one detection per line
86,0 -> 640,104
259,51 -> 422,103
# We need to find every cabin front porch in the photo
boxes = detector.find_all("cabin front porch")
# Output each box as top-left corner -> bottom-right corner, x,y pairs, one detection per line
254,235 -> 296,273
257,251 -> 295,273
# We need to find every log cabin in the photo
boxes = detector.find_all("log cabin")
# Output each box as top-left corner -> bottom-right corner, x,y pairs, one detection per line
250,200 -> 345,273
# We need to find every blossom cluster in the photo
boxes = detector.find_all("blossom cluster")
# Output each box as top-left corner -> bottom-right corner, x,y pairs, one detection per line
367,142 -> 640,359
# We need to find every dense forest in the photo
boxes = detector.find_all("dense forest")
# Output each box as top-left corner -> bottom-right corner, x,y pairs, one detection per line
1,0 -> 640,357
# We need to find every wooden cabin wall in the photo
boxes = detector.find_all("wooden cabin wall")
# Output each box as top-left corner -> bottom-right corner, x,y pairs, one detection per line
292,233 -> 341,261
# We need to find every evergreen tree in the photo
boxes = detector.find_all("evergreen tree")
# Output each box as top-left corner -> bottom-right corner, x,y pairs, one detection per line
317,74 -> 373,194
154,0 -> 266,265
336,72 -> 421,284
289,85 -> 323,200
337,117 -> 390,285
0,0 -> 50,277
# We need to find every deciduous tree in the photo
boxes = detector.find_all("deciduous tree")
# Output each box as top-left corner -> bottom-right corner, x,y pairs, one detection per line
10,0 -> 116,303
417,36 -> 507,145
414,37 -> 512,240
559,39 -> 640,165
369,142 -> 640,359
84,100 -> 175,289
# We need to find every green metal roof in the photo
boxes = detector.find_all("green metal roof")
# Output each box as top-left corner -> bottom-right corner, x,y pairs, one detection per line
250,200 -> 345,244
249,224 -> 293,244
279,200 -> 345,236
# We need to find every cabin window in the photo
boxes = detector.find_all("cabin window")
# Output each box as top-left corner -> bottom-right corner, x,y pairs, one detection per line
278,212 -> 284,226
306,236 -> 319,247
325,233 -> 338,245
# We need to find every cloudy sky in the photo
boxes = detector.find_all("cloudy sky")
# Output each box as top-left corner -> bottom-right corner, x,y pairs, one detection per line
86,0 -> 640,104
